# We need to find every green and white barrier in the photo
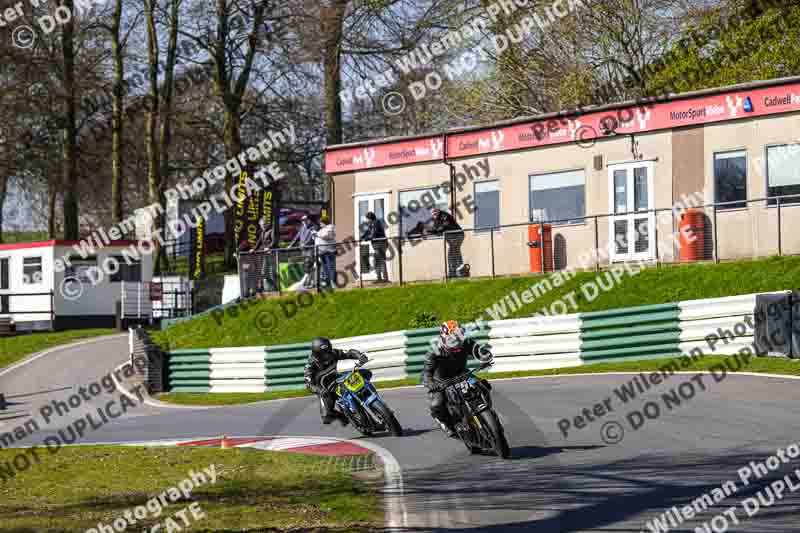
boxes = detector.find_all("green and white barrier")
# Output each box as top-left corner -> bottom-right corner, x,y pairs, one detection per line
487,314 -> 583,371
160,291 -> 786,393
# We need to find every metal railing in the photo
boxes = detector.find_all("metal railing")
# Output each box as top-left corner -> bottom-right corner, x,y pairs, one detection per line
121,281 -> 193,320
236,192 -> 800,295
160,236 -> 228,276
0,291 -> 56,330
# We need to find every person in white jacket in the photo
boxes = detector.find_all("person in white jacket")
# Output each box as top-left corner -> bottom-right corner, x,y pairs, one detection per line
315,214 -> 337,289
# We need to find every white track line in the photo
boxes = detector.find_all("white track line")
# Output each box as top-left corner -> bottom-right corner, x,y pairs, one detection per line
75,434 -> 407,530
355,438 -> 408,530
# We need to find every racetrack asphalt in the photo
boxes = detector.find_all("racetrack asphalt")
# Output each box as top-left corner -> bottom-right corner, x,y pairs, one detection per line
3,336 -> 800,532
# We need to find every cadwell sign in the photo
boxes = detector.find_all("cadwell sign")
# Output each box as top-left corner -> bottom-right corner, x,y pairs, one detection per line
325,81 -> 800,172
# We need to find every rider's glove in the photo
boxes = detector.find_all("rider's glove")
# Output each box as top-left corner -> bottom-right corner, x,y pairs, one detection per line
358,354 -> 369,365
426,381 -> 442,393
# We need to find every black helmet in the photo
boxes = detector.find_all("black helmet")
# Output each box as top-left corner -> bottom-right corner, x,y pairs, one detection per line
311,337 -> 332,355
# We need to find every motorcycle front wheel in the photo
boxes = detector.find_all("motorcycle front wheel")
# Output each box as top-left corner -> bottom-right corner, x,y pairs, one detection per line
349,402 -> 374,436
479,409 -> 511,459
372,401 -> 404,436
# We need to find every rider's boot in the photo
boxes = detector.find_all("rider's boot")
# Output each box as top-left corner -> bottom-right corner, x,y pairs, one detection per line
434,417 -> 456,438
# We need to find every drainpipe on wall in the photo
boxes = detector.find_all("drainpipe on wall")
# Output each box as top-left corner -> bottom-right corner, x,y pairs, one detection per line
328,173 -> 336,224
442,134 -> 456,214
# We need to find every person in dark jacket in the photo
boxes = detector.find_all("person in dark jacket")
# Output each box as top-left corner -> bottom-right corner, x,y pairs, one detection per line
304,337 -> 369,425
360,212 -> 389,282
289,215 -> 318,288
430,207 -> 466,278
422,320 -> 490,437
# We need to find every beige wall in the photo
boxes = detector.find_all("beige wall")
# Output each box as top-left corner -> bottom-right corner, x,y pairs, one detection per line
332,173 -> 356,280
703,113 -> 800,258
333,110 -> 800,282
673,127 -> 705,202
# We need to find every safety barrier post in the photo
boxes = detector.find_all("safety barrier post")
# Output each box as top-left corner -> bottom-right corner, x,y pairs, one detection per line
539,225 -> 545,274
778,196 -> 782,256
50,290 -> 55,331
654,210 -> 660,267
237,251 -> 243,298
443,232 -> 449,282
594,216 -> 600,272
712,204 -> 719,263
398,236 -> 404,286
359,238 -> 364,289
490,227 -> 496,278
274,250 -> 282,296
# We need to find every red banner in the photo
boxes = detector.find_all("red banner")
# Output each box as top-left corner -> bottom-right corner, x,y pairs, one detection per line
325,82 -> 800,172
325,136 -> 445,173
447,83 -> 800,158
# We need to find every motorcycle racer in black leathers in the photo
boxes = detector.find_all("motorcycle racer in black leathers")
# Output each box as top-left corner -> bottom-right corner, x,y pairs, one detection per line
422,320 -> 489,437
305,336 -> 369,425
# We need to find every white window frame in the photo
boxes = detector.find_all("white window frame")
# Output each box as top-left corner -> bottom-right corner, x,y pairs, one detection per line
607,161 -> 656,262
713,149 -> 748,211
22,256 -> 43,285
765,142 -> 800,207
529,168 -> 587,227
398,185 -> 450,238
355,192 -> 392,282
473,179 -> 500,232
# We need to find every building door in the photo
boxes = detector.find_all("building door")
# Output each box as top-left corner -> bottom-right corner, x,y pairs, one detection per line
608,161 -> 655,262
0,258 -> 9,314
354,193 -> 391,281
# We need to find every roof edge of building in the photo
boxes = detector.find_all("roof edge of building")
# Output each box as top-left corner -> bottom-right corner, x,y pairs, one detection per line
326,76 -> 800,153
0,240 -> 141,252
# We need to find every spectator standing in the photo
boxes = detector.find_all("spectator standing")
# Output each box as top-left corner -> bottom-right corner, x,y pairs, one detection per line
360,212 -> 389,283
254,218 -> 275,292
315,214 -> 337,289
430,207 -> 466,278
289,215 -> 317,288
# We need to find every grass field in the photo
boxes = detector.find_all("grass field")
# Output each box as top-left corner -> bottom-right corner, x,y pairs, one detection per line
154,255 -> 800,351
0,445 -> 382,532
0,329 -> 116,370
157,353 -> 800,406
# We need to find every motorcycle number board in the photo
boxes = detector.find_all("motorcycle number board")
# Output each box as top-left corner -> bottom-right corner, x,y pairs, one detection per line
344,372 -> 365,392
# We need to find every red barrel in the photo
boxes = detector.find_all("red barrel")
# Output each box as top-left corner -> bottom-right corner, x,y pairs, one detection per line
679,209 -> 705,261
528,224 -> 554,273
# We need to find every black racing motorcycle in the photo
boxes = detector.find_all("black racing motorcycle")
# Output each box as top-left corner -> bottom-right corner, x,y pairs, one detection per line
434,361 -> 511,458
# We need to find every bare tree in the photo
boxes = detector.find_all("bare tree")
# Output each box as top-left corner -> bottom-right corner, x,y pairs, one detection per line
61,0 -> 79,240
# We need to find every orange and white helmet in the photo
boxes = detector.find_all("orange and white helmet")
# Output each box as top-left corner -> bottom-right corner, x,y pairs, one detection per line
439,320 -> 465,353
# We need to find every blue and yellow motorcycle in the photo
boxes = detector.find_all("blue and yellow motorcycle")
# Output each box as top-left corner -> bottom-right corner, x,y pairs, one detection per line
323,359 -> 404,437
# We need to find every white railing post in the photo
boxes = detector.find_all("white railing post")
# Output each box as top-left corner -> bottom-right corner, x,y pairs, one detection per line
121,281 -> 126,319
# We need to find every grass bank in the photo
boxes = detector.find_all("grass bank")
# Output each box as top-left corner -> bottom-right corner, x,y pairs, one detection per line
156,353 -> 800,406
0,329 -> 116,371
0,445 -> 381,531
154,255 -> 800,351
